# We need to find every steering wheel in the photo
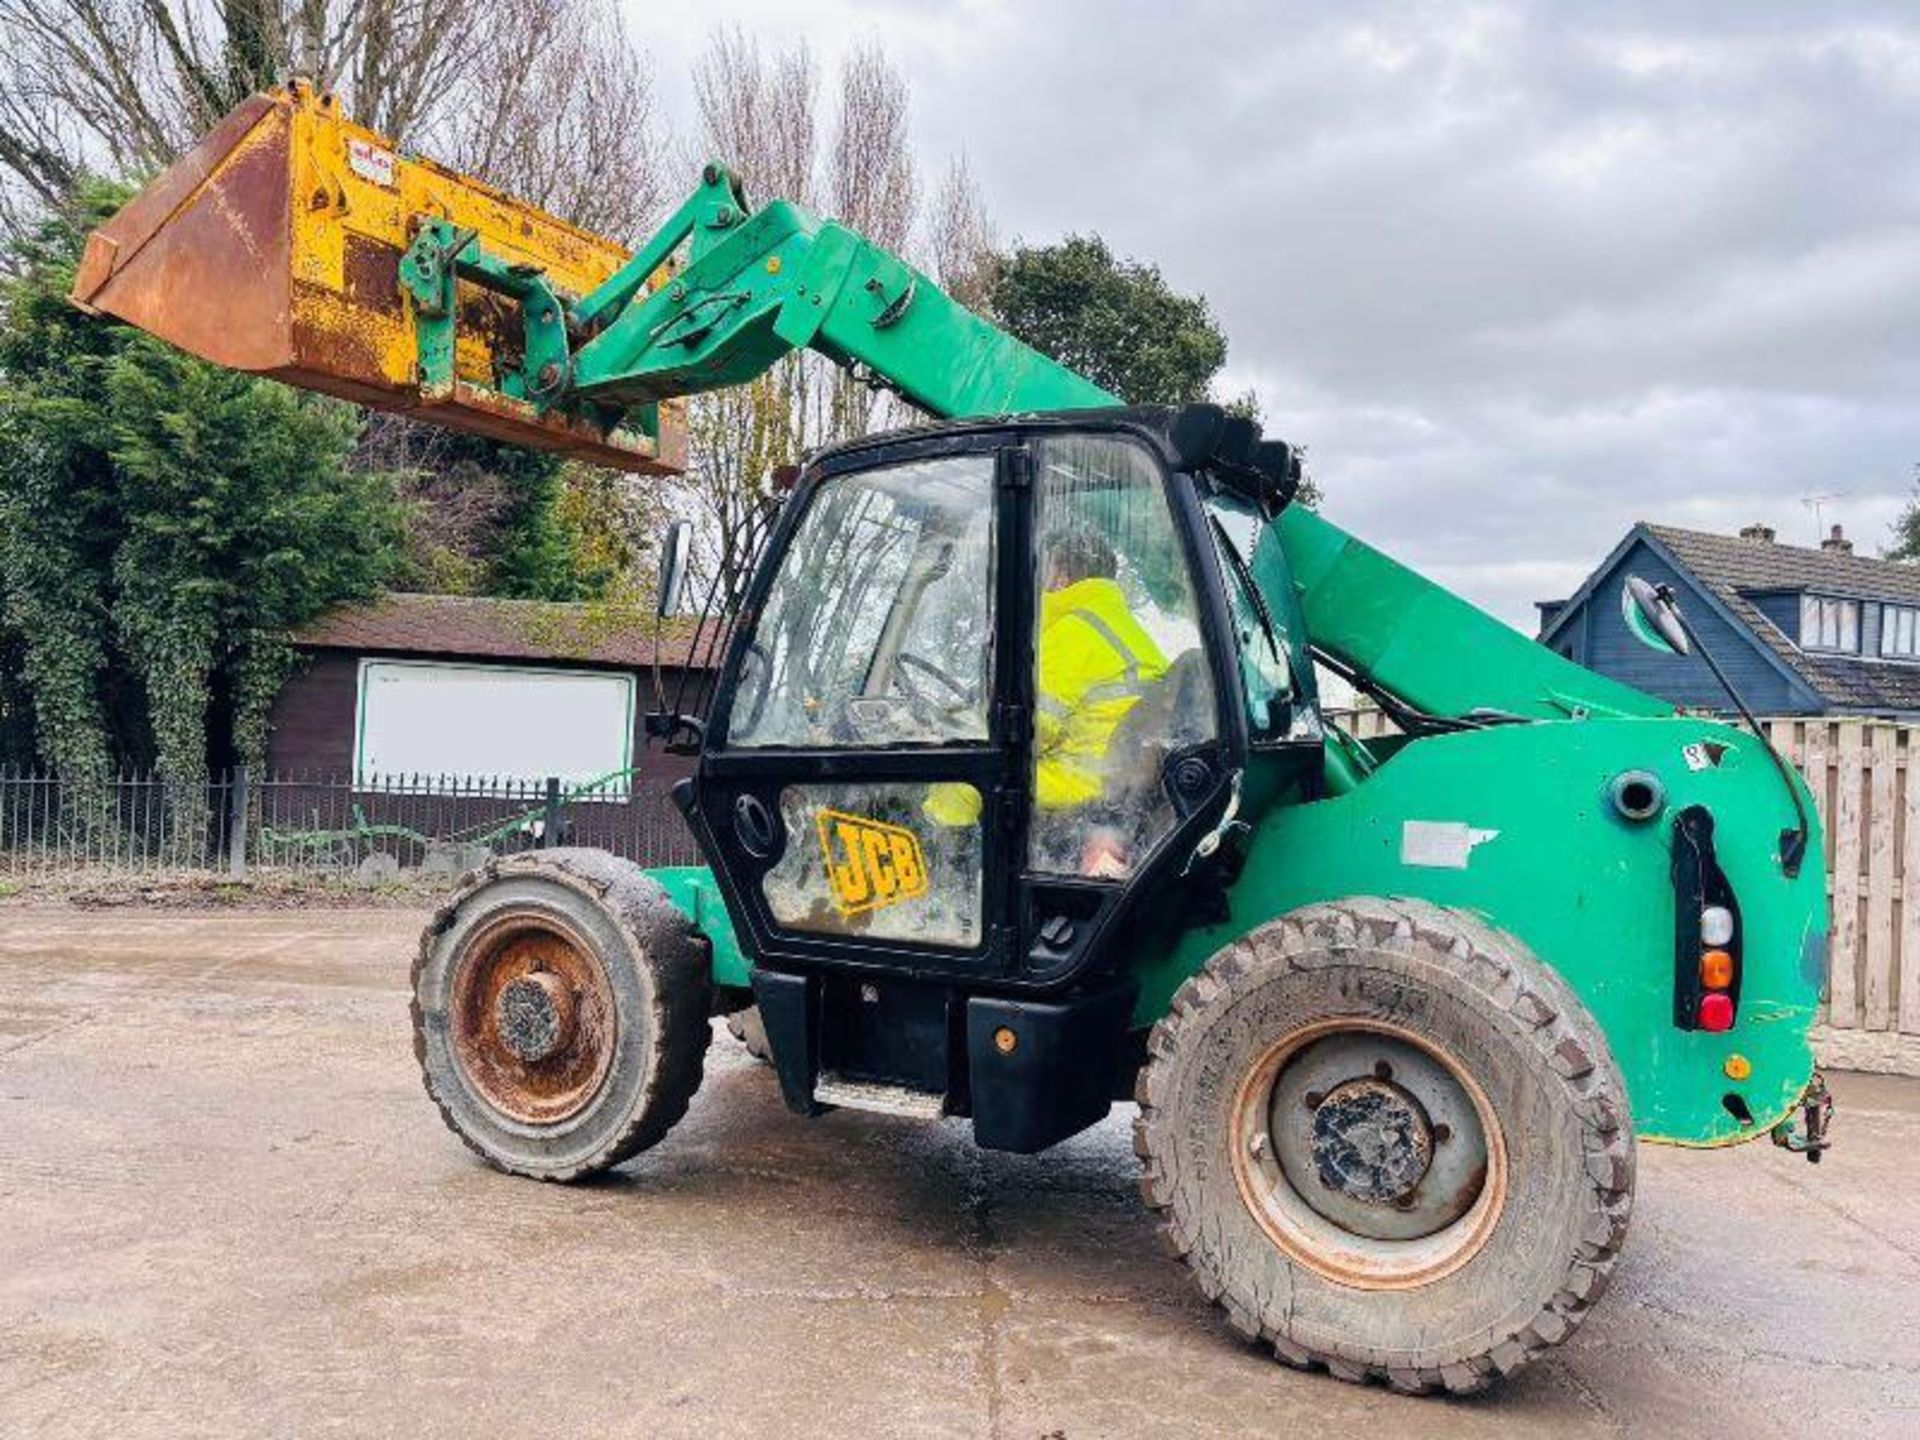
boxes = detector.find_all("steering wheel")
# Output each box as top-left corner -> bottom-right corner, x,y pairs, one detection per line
893,651 -> 978,710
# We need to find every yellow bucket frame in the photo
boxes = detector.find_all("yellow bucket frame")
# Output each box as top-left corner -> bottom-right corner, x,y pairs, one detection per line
71,82 -> 682,474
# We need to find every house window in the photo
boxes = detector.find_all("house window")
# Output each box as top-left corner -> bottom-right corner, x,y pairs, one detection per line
1884,605 -> 1920,659
1800,595 -> 1860,653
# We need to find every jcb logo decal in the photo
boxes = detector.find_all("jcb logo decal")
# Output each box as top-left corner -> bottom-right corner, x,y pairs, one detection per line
817,810 -> 929,916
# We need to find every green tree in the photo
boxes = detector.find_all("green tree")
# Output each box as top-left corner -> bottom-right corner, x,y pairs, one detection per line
0,182 -> 405,779
0,184 -> 146,780
383,434 -> 619,602
1888,465 -> 1920,562
988,235 -> 1228,405
988,239 -> 1320,507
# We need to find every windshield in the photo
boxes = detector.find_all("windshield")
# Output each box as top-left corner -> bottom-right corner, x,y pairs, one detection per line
727,453 -> 997,748
1204,490 -> 1320,741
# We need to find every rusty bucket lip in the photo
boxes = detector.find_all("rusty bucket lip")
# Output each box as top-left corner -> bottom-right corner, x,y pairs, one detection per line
448,907 -> 617,1127
1230,1017 -> 1510,1292
70,91 -> 283,315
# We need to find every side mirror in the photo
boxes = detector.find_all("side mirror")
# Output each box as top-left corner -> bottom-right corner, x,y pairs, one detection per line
1622,574 -> 1691,656
658,520 -> 692,618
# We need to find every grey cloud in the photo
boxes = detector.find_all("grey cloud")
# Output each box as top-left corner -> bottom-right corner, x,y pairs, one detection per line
650,0 -> 1920,625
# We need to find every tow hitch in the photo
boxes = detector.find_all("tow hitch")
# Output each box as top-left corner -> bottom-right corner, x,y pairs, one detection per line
1770,1070 -> 1834,1163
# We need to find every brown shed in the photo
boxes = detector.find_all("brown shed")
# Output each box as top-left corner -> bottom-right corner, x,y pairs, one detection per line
268,593 -> 717,798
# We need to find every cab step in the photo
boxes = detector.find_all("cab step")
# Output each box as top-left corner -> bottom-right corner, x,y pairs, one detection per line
812,1072 -> 947,1120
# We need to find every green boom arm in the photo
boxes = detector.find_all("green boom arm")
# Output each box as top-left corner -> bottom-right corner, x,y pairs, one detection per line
437,163 -> 1662,724
555,164 -> 1115,418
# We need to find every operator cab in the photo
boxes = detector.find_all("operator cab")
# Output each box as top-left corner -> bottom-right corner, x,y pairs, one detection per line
670,406 -> 1324,1148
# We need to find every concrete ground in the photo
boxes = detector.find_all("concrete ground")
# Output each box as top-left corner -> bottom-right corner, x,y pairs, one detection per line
1,907 -> 1916,1439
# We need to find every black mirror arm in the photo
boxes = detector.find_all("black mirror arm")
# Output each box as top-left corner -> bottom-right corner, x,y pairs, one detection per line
1656,588 -> 1811,878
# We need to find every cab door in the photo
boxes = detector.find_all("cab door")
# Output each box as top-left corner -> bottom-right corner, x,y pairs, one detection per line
1014,431 -> 1232,981
691,438 -> 1023,975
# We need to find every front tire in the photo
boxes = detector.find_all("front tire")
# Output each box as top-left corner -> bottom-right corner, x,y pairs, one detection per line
1134,898 -> 1633,1394
412,849 -> 711,1182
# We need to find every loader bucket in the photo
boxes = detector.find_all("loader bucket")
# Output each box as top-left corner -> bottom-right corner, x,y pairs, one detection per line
71,83 -> 683,474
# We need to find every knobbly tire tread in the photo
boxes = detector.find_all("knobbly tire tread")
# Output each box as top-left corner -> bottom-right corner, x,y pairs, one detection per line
1133,897 -> 1634,1395
411,847 -> 712,1182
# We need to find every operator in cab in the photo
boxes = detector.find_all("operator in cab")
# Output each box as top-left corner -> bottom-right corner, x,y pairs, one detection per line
1031,527 -> 1171,877
925,526 -> 1170,879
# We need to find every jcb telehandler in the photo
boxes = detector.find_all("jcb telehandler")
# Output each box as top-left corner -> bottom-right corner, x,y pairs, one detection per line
74,83 -> 1833,1392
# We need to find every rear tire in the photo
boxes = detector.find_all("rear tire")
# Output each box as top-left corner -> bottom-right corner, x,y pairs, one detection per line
412,848 -> 711,1182
1134,898 -> 1633,1394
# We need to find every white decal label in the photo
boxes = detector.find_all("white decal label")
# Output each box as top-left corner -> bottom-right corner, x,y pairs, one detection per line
347,138 -> 397,188
1401,820 -> 1500,870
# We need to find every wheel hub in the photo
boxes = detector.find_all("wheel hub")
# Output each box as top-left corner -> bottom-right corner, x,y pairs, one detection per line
448,911 -> 615,1125
1240,1026 -> 1501,1272
495,971 -> 576,1063
1308,1077 -> 1433,1205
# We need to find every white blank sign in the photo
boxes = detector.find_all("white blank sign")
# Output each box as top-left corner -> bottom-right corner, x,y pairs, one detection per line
355,660 -> 634,795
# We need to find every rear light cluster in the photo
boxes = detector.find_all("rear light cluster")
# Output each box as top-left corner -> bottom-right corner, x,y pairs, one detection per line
1672,806 -> 1742,1033
1697,905 -> 1736,1031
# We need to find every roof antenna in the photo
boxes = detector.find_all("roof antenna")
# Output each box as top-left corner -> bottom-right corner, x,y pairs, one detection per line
1800,492 -> 1846,543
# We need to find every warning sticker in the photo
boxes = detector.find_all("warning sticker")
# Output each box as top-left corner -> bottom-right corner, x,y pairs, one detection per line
816,810 -> 929,917
347,137 -> 397,188
1400,820 -> 1500,870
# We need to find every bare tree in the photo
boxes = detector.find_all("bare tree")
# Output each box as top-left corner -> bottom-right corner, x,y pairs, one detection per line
692,26 -> 818,207
824,41 -> 918,440
675,28 -> 819,610
925,154 -> 997,315
432,0 -> 667,244
0,0 -> 662,242
674,29 -> 943,611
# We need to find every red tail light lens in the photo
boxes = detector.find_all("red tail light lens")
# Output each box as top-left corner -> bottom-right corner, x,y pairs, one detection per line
1698,993 -> 1735,1032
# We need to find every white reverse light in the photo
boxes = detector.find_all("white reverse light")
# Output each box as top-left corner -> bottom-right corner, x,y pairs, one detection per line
1701,906 -> 1734,947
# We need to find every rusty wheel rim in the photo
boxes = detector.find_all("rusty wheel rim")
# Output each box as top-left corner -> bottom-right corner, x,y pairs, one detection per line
448,910 -> 617,1126
1229,1019 -> 1508,1291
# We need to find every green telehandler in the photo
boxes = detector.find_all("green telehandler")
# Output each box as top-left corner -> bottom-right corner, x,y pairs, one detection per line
73,83 -> 1833,1392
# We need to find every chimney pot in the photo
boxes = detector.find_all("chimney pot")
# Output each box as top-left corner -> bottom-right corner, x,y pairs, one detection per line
1738,523 -> 1776,543
1822,523 -> 1853,555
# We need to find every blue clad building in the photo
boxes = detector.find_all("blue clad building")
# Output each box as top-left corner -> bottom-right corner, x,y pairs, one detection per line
1539,521 -> 1920,720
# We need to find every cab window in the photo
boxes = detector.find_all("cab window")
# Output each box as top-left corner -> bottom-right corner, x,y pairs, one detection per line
728,454 -> 996,749
1028,434 -> 1216,878
1204,491 -> 1318,742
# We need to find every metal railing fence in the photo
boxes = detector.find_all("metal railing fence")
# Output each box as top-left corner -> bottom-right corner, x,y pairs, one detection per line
0,766 -> 699,878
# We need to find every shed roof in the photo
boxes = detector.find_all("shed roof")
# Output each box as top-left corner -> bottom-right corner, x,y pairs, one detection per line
294,593 -> 718,670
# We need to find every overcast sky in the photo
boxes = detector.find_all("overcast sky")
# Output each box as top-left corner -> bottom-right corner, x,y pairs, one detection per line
638,1 -> 1920,627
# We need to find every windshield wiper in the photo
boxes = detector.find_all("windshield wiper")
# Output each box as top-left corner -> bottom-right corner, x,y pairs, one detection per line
1208,514 -> 1285,664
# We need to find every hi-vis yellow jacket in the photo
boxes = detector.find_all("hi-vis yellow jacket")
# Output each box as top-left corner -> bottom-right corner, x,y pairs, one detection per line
924,577 -> 1167,826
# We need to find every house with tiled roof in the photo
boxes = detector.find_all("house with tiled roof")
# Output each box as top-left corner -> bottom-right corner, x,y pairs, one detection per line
1538,521 -> 1920,718
266,592 -> 720,788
